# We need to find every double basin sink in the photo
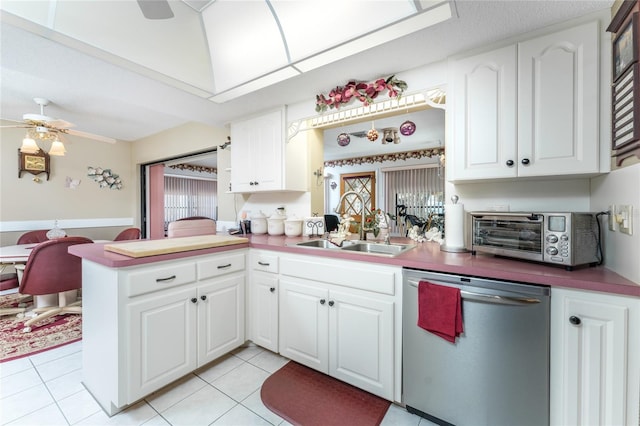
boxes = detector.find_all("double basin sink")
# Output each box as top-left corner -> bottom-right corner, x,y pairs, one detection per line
291,238 -> 415,257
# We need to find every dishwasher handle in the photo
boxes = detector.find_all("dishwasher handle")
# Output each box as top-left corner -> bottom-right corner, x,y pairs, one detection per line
408,279 -> 541,306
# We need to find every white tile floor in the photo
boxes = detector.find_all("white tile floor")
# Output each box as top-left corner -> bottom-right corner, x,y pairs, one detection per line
0,341 -> 435,426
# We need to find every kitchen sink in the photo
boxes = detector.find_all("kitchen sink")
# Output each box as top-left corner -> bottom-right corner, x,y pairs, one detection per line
294,239 -> 340,249
339,242 -> 415,256
292,239 -> 414,257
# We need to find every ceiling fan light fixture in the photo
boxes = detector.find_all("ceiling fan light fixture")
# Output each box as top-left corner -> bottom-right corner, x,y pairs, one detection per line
20,136 -> 39,154
48,140 -> 66,156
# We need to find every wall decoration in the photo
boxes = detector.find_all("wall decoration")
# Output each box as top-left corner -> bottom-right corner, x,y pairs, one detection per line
18,148 -> 50,180
168,164 -> 217,174
337,133 -> 351,146
87,166 -> 123,190
608,3 -> 640,164
65,176 -> 81,189
324,148 -> 444,168
400,120 -> 416,136
613,12 -> 638,82
315,75 -> 408,113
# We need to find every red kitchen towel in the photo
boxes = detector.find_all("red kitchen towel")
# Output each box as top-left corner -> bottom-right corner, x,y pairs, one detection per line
417,281 -> 463,343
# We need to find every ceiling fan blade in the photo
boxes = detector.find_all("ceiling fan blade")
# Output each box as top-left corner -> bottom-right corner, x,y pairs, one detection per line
137,0 -> 174,19
45,118 -> 75,129
66,129 -> 117,144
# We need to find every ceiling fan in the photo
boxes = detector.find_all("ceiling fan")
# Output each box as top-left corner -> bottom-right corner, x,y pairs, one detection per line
1,98 -> 117,145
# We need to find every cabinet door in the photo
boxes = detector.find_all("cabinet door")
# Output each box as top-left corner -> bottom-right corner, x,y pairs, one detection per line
279,278 -> 329,372
328,289 -> 394,400
251,271 -> 279,352
518,21 -> 599,177
230,109 -> 283,192
197,274 -> 245,366
451,44 -> 517,180
551,289 -> 637,426
127,287 -> 197,403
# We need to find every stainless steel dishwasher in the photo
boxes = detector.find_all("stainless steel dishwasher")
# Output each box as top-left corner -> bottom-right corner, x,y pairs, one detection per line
402,268 -> 550,426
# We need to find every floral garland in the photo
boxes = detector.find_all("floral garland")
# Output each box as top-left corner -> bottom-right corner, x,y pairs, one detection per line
315,75 -> 408,113
323,148 -> 444,168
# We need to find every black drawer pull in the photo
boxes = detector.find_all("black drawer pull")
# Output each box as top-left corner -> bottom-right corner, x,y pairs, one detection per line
191,298 -> 197,304
201,295 -> 207,301
217,264 -> 232,269
269,287 -> 276,292
569,315 -> 581,325
258,261 -> 270,266
328,300 -> 334,307
156,275 -> 176,283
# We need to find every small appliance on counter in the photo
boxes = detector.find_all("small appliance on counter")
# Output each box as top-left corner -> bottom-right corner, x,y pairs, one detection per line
470,211 -> 600,269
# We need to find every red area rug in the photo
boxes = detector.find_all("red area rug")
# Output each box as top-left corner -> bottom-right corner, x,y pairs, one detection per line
0,293 -> 81,362
261,361 -> 391,426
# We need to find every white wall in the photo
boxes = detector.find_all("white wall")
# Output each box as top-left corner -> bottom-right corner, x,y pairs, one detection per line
590,163 -> 640,283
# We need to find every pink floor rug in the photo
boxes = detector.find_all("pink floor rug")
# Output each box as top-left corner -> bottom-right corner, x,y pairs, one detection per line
0,293 -> 81,362
261,361 -> 391,426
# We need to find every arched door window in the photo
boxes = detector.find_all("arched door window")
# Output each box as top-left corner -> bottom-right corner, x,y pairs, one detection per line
338,171 -> 376,226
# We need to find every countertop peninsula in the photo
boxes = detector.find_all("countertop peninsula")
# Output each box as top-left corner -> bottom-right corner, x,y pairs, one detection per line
68,233 -> 640,298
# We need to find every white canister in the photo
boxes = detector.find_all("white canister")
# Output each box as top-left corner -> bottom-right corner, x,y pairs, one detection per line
284,216 -> 303,237
251,211 -> 268,234
268,213 -> 286,235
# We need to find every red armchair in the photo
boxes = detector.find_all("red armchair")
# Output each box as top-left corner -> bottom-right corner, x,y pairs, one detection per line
114,227 -> 141,241
17,236 -> 93,332
17,230 -> 50,244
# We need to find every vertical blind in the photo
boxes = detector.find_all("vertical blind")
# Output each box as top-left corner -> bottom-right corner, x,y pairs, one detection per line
164,176 -> 218,227
383,165 -> 444,234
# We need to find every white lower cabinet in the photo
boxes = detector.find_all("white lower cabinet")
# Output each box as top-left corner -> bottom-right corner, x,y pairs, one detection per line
277,254 -> 400,401
550,288 -> 640,426
82,250 -> 246,416
249,250 -> 279,352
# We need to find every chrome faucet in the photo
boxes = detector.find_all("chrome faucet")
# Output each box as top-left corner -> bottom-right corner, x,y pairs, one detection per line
335,190 -> 367,241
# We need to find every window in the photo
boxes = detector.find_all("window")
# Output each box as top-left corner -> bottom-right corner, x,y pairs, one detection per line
383,165 -> 444,235
164,176 -> 217,229
338,171 -> 376,225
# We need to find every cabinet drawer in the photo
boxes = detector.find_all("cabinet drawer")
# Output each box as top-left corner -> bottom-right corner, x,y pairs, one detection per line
252,253 -> 279,273
280,256 -> 397,295
126,263 -> 197,297
198,252 -> 245,280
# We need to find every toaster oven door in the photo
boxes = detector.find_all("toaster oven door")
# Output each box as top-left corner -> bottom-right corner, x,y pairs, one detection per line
472,214 -> 544,261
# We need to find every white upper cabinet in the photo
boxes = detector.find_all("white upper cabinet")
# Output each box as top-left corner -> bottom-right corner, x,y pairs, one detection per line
517,22 -> 599,177
451,44 -> 518,180
230,107 -> 307,193
450,20 -> 602,181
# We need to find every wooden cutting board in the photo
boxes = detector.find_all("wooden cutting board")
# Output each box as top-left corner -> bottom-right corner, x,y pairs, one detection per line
103,235 -> 249,258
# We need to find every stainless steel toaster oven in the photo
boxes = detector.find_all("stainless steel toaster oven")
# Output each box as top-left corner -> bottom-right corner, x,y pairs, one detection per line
470,212 -> 600,269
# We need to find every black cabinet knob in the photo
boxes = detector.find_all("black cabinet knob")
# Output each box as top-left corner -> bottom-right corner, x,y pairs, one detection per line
521,158 -> 530,165
506,160 -> 514,167
328,300 -> 335,307
569,315 -> 581,325
269,287 -> 276,292
191,298 -> 197,304
200,295 -> 207,301
320,299 -> 326,305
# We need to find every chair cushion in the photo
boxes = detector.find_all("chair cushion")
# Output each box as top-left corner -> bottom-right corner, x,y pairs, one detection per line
0,273 -> 19,291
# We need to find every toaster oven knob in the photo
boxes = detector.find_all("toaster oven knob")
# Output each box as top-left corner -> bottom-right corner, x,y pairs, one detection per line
506,160 -> 514,167
521,158 -> 530,165
546,247 -> 559,255
546,235 -> 558,243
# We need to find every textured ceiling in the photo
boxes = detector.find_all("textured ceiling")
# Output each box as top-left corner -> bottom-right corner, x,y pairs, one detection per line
0,0 -> 614,144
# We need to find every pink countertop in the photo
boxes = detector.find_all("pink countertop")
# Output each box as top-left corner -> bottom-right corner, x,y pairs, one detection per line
69,234 -> 640,298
